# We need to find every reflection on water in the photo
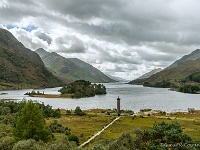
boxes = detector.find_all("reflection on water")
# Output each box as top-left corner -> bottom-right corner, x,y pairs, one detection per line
0,83 -> 200,112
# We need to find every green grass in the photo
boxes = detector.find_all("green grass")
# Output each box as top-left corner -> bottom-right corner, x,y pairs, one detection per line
101,115 -> 200,141
101,116 -> 167,139
45,110 -> 200,146
45,113 -> 114,143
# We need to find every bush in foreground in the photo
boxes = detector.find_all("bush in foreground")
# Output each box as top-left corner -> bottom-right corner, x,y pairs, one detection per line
49,120 -> 71,135
68,134 -> 80,146
109,122 -> 197,150
49,136 -> 73,150
13,101 -> 53,142
12,139 -> 47,150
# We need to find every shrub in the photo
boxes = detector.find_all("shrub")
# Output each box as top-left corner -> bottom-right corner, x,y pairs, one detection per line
52,108 -> 61,118
75,106 -> 85,116
1,107 -> 11,115
110,124 -> 195,150
49,120 -> 70,134
93,144 -> 106,150
12,139 -> 47,150
68,134 -> 80,145
134,122 -> 193,149
109,132 -> 135,150
66,109 -> 71,115
160,111 -> 166,115
2,114 -> 16,125
49,136 -> 73,150
140,115 -> 144,118
0,136 -> 16,150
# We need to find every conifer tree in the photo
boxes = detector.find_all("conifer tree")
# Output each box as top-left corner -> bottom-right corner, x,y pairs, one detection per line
13,100 -> 53,142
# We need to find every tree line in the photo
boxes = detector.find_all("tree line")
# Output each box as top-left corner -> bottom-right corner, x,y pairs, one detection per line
59,80 -> 107,98
143,79 -> 200,94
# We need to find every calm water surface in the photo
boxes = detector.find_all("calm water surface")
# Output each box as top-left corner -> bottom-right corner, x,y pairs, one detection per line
0,83 -> 200,112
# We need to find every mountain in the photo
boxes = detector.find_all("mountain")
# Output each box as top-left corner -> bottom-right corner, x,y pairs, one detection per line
36,48 -> 115,83
168,49 -> 200,69
147,58 -> 200,82
0,29 -> 64,90
0,29 -> 44,66
137,68 -> 162,79
68,58 -> 115,82
106,74 -> 130,83
145,49 -> 200,84
129,68 -> 162,84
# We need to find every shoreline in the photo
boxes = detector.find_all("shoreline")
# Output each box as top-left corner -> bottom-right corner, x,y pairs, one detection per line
0,99 -> 198,116
75,108 -> 198,116
27,93 -> 102,99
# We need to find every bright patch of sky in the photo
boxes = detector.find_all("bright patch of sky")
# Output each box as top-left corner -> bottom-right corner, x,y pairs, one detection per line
6,25 -> 38,32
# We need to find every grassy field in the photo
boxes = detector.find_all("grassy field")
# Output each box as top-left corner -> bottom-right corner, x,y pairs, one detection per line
45,109 -> 200,146
45,112 -> 115,143
101,115 -> 200,140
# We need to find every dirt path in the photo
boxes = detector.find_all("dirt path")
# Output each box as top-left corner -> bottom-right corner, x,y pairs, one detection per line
79,116 -> 120,148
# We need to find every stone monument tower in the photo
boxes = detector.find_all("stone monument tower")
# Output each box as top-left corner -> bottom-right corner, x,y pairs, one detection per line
117,96 -> 120,116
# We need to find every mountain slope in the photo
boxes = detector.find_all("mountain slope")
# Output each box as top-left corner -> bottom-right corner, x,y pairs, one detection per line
128,68 -> 162,85
69,58 -> 115,82
0,29 -> 64,90
137,68 -> 162,80
145,49 -> 200,83
168,49 -> 200,69
0,29 -> 44,66
147,58 -> 200,82
36,48 -> 115,83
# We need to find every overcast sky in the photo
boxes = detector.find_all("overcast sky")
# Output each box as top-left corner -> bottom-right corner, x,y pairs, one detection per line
1,0 -> 200,80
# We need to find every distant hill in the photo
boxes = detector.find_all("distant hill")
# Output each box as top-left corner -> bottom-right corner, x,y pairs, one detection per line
0,29 -> 64,90
36,48 -> 115,83
144,49 -> 200,85
137,68 -> 162,79
129,68 -> 162,84
106,74 -> 130,83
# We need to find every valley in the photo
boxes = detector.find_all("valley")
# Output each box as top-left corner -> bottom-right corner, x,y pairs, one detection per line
0,28 -> 200,149
1,1 -> 200,149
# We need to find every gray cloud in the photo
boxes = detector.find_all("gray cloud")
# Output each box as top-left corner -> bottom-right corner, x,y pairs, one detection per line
53,35 -> 86,53
8,27 -> 49,50
33,30 -> 52,45
1,0 -> 200,79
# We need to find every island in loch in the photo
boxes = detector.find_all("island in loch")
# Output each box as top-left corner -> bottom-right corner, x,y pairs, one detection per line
24,80 -> 107,98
